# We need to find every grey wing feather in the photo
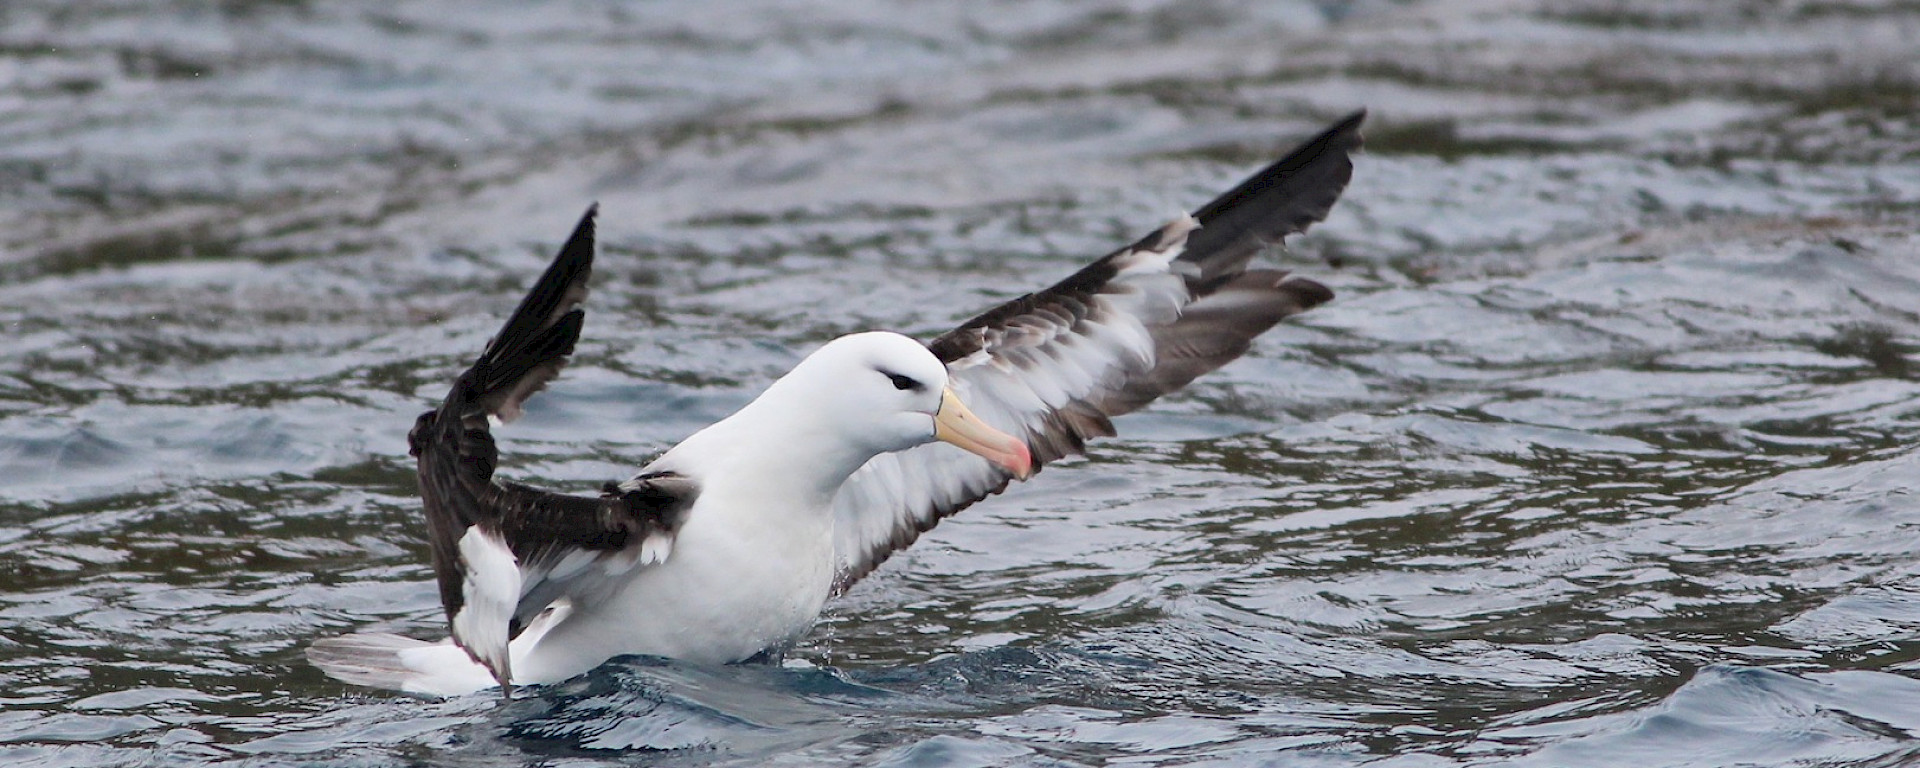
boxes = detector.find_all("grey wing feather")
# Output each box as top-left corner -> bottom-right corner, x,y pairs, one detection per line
830,112 -> 1363,592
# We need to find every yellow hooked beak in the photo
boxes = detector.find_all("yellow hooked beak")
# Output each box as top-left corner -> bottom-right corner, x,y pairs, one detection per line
933,388 -> 1034,480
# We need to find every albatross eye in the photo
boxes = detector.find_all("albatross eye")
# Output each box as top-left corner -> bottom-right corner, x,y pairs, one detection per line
885,372 -> 920,392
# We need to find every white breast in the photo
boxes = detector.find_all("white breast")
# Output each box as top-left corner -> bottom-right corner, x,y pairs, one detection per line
508,487 -> 838,685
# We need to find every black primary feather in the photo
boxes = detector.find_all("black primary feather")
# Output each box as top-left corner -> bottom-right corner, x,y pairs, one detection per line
407,205 -> 694,685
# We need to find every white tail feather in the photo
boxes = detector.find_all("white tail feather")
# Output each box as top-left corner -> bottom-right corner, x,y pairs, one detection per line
309,602 -> 577,698
306,633 -> 493,697
451,526 -> 521,687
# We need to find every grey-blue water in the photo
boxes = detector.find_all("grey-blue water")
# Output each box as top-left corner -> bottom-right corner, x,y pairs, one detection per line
3,1 -> 1920,765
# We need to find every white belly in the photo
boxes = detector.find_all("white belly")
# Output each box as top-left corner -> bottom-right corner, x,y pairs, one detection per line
510,495 -> 837,685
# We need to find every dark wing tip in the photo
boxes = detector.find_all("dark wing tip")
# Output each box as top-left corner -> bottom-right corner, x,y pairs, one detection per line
1190,110 -> 1365,226
466,205 -> 598,418
559,203 -> 598,265
1280,275 -> 1335,310
488,204 -> 597,355
1182,110 -> 1366,282
1329,109 -> 1368,145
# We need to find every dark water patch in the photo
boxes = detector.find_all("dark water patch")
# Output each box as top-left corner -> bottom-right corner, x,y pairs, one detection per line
1814,323 -> 1916,380
1365,118 -> 1594,160
1,217 -> 248,283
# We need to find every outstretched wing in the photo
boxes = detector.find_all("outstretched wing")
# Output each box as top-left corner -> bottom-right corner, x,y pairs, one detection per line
407,206 -> 695,691
829,111 -> 1364,592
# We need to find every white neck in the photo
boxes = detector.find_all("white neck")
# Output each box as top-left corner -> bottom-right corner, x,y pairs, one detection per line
646,331 -> 945,509
653,384 -> 889,509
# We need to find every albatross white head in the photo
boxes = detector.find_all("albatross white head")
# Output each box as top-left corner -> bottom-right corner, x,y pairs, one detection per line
780,331 -> 1031,476
673,331 -> 1032,495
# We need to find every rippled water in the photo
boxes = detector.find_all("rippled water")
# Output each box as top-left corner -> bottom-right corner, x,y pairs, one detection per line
3,1 -> 1920,765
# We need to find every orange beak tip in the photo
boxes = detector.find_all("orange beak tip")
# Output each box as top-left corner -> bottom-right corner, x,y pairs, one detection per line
934,387 -> 1037,482
1009,444 -> 1034,480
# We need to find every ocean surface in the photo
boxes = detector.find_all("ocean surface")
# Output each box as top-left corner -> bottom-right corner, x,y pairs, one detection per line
2,1 -> 1919,765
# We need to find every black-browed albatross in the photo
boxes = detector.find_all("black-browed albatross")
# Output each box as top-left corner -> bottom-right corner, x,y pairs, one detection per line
309,110 -> 1366,697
